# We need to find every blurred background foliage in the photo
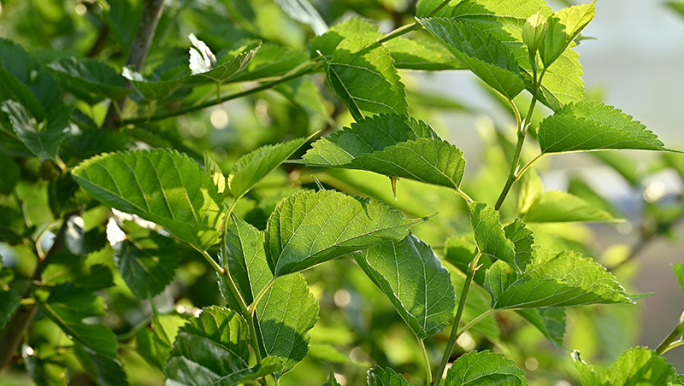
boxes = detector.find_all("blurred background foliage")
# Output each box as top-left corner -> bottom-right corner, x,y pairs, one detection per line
1,0 -> 684,385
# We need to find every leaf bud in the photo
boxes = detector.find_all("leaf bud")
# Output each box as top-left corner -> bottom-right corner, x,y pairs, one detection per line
523,11 -> 548,55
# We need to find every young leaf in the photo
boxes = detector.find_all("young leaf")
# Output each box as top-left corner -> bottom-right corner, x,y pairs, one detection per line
384,38 -> 466,71
486,249 -> 633,309
230,44 -> 309,83
606,347 -> 674,386
229,135 -> 312,199
255,273 -> 319,376
539,2 -> 596,67
74,344 -> 129,386
419,18 -> 525,100
323,368 -> 342,386
538,102 -> 664,154
532,48 -> 585,111
367,366 -> 411,386
111,222 -> 181,299
274,0 -> 328,35
525,191 -> 618,223
355,234 -> 456,339
47,57 -> 130,105
185,43 -> 260,85
469,202 -> 519,272
165,306 -> 285,385
322,36 -> 408,121
444,350 -> 527,386
72,149 -> 226,251
204,153 -> 226,194
35,284 -> 119,359
265,190 -> 425,276
673,263 -> 684,294
1,100 -> 71,162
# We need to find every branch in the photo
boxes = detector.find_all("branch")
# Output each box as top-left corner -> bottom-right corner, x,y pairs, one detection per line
103,0 -> 166,128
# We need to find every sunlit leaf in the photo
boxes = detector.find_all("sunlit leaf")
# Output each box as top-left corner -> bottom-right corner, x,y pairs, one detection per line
73,149 -> 226,251
367,366 -> 411,386
355,234 -> 456,338
265,190 -> 425,276
444,350 -> 527,386
525,191 -> 618,223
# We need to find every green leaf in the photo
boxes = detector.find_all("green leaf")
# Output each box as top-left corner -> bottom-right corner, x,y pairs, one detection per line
302,113 -> 438,167
384,38 -> 465,71
503,219 -> 535,271
229,135 -> 311,198
0,38 -> 62,119
322,35 -> 408,121
367,366 -> 411,386
539,2 -> 596,67
41,251 -> 114,291
35,284 -> 119,359
1,100 -> 71,162
275,77 -> 331,121
47,57 -> 130,105
444,350 -> 527,386
516,308 -> 566,348
310,18 -> 382,58
256,273 -> 319,376
450,266 -> 501,341
265,190 -> 424,276
74,344 -> 129,386
355,234 -> 456,339
518,168 -> 543,216
525,191 -> 618,223
204,153 -> 226,194
137,313 -> 187,370
568,177 -> 621,219
538,102 -> 664,154
444,235 -> 490,284
670,374 -> 684,386
230,44 -> 309,83
24,347 -> 68,386
274,0 -> 328,35
0,153 -> 19,194
606,347 -> 674,386
112,223 -> 181,299
469,202 -> 519,271
485,249 -> 633,309
218,215 -> 319,375
419,18 -> 524,100
122,67 -> 186,102
322,368 -> 342,386
72,149 -> 226,251
0,289 -> 21,330
165,306 -> 284,385
185,44 -> 260,85
103,0 -> 143,54
672,263 -> 684,295
532,47 -> 586,111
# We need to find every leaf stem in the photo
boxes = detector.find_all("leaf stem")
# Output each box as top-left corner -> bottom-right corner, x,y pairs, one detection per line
433,251 -> 482,385
248,278 -> 277,317
457,309 -> 494,336
120,67 -> 316,126
376,22 -> 422,45
454,188 -> 473,204
197,247 -> 225,275
655,316 -> 684,355
515,153 -> 543,180
494,69 -> 546,211
416,335 -> 433,385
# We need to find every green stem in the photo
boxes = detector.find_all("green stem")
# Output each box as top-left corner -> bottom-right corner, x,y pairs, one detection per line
457,309 -> 494,336
655,317 -> 684,355
417,336 -> 433,385
494,69 -> 546,211
120,67 -> 316,126
248,278 -> 277,317
426,0 -> 453,17
454,188 -> 474,204
433,252 -> 482,385
515,153 -> 543,181
376,22 -> 421,44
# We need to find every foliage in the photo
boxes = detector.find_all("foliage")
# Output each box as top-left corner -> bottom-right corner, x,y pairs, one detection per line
0,1 -> 683,386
